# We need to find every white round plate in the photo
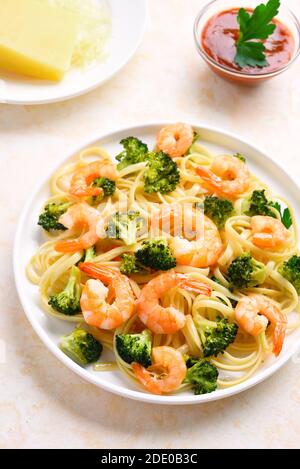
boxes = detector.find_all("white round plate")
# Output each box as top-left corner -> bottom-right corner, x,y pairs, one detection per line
14,123 -> 300,405
0,0 -> 147,105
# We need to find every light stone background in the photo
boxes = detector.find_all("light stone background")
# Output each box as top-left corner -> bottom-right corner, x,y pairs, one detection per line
1,0 -> 300,449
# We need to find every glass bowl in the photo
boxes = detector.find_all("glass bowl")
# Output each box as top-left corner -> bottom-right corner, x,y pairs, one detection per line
194,0 -> 300,85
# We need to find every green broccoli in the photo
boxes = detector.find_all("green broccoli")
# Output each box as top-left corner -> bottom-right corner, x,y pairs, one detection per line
116,330 -> 152,367
116,137 -> 180,194
38,202 -> 72,232
120,253 -> 142,275
91,177 -> 116,204
83,246 -> 96,262
48,265 -> 81,315
116,137 -> 149,170
120,243 -> 175,275
60,328 -> 102,366
278,255 -> 300,294
106,211 -> 144,245
243,190 -> 275,218
184,358 -> 218,395
77,246 -> 96,266
202,196 -> 234,228
197,317 -> 238,357
135,239 -> 177,271
143,151 -> 180,194
233,153 -> 246,163
243,190 -> 292,229
227,253 -> 267,289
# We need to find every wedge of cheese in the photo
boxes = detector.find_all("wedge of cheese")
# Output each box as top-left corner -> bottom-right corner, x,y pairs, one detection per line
0,0 -> 79,81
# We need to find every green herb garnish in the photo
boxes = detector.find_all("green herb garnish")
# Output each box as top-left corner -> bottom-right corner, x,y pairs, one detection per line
269,201 -> 292,229
235,0 -> 280,68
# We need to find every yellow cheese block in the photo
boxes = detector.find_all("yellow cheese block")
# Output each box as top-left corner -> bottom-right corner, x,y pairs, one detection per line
0,0 -> 79,81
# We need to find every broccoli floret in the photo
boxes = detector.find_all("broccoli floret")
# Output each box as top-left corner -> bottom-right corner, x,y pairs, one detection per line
60,328 -> 102,366
77,246 -> 96,266
184,358 -> 218,395
203,195 -> 234,228
116,137 -> 149,170
120,253 -> 142,275
38,202 -> 71,232
243,190 -> 292,229
197,317 -> 238,357
120,240 -> 176,274
278,256 -> 300,294
135,239 -> 177,271
48,265 -> 81,315
243,190 -> 275,217
233,153 -> 246,163
92,177 -> 116,197
91,177 -> 116,204
83,246 -> 96,262
227,253 -> 267,289
106,211 -> 144,245
144,151 -> 180,194
116,330 -> 152,367
116,138 -> 180,194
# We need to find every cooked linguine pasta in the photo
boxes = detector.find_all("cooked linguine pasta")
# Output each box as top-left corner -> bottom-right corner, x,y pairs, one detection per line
26,124 -> 300,396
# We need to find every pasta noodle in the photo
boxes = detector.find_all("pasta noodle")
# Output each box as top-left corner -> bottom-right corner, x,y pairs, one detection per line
27,127 -> 300,395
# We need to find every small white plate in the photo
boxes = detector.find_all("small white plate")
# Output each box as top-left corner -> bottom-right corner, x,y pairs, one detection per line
13,123 -> 300,405
0,0 -> 147,105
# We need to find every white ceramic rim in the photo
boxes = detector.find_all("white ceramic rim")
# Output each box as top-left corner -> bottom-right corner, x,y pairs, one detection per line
2,0 -> 148,105
13,122 -> 300,405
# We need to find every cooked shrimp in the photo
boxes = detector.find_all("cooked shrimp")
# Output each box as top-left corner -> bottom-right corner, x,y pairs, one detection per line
170,216 -> 223,268
70,160 -> 119,198
132,346 -> 187,394
196,154 -> 250,199
137,270 -> 211,334
235,294 -> 287,356
156,123 -> 194,158
151,203 -> 195,238
79,263 -> 135,330
151,205 -> 223,268
251,216 -> 291,249
55,202 -> 99,253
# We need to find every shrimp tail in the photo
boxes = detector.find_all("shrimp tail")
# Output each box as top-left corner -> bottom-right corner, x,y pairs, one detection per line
182,279 -> 212,296
196,166 -> 224,195
273,320 -> 287,356
132,363 -> 162,395
72,187 -> 103,198
79,262 -> 119,282
55,240 -> 85,253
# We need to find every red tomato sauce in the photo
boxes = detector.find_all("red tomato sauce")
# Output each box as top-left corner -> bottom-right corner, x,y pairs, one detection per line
201,8 -> 294,74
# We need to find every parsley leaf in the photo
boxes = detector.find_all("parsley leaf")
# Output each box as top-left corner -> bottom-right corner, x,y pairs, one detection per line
235,42 -> 267,68
282,208 -> 292,229
269,201 -> 292,229
235,0 -> 281,68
